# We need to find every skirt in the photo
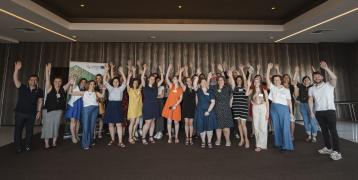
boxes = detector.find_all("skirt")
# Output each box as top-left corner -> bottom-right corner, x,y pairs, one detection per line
41,110 -> 63,139
104,101 -> 123,124
65,98 -> 83,121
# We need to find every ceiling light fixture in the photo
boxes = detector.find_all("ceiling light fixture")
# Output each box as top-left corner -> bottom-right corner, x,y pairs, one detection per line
271,6 -> 276,10
0,8 -> 76,42
80,4 -> 85,7
275,7 -> 358,43
178,5 -> 183,9
149,35 -> 157,39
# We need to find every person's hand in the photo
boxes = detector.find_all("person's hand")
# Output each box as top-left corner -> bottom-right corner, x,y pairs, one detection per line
45,63 -> 52,73
267,63 -> 273,70
118,66 -> 124,73
320,61 -> 328,70
128,71 -> 133,77
109,62 -> 115,69
295,66 -> 299,73
290,114 -> 294,121
217,64 -> 224,72
274,64 -> 280,70
292,79 -> 298,86
248,66 -> 254,74
239,64 -> 244,71
69,77 -> 76,85
179,67 -> 185,73
14,61 -> 22,71
247,79 -> 252,88
168,64 -> 173,70
35,111 -> 41,124
131,66 -> 137,73
204,111 -> 210,116
227,70 -> 233,77
158,65 -> 163,74
265,112 -> 269,121
196,67 -> 201,75
143,63 -> 147,70
257,64 -> 261,71
310,112 -> 315,119
104,63 -> 110,72
184,66 -> 189,72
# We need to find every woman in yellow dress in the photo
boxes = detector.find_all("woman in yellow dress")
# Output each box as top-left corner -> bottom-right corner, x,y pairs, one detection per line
126,66 -> 143,144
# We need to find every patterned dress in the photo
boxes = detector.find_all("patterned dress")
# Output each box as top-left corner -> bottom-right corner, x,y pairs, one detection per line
232,86 -> 249,120
212,85 -> 234,129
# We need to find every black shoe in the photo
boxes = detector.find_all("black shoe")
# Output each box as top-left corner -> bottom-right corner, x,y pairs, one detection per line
16,148 -> 22,154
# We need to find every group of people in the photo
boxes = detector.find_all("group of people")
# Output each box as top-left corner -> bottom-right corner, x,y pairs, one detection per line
12,60 -> 342,160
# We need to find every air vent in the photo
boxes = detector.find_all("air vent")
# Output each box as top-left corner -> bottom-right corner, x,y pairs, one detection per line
13,28 -> 39,33
311,29 -> 335,34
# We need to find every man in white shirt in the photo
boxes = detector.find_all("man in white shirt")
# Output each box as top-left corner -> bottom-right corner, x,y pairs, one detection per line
308,61 -> 341,161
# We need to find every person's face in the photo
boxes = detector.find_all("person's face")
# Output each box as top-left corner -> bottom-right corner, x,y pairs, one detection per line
218,77 -> 225,87
53,78 -> 62,88
255,75 -> 262,81
89,82 -> 95,90
113,79 -> 120,88
172,76 -> 179,84
186,78 -> 192,86
149,76 -> 156,85
283,75 -> 290,84
133,80 -> 139,88
254,79 -> 261,88
236,77 -> 243,87
96,75 -> 103,84
200,79 -> 207,87
313,74 -> 323,84
273,76 -> 281,86
303,78 -> 311,86
199,74 -> 205,79
28,77 -> 38,87
79,80 -> 87,88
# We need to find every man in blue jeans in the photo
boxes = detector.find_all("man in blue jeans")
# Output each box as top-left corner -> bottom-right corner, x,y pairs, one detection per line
13,61 -> 44,153
309,61 -> 341,161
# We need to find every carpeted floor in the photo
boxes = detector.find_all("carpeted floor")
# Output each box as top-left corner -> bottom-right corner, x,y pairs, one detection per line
1,124 -> 357,180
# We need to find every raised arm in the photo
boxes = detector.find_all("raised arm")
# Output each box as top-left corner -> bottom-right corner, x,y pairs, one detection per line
266,63 -> 274,87
293,66 -> 299,97
256,64 -> 261,77
126,69 -> 132,89
45,63 -> 52,93
96,86 -> 106,98
217,64 -> 225,76
207,72 -> 213,88
13,61 -> 22,88
275,64 -> 281,75
245,78 -> 253,96
184,65 -> 189,77
227,70 -> 235,90
157,65 -> 164,87
131,65 -> 137,78
141,64 -> 147,87
110,62 -> 115,79
239,64 -> 246,82
118,66 -> 126,84
103,63 -> 110,83
178,67 -> 186,91
166,64 -> 173,88
193,76 -> 199,91
320,61 -> 337,87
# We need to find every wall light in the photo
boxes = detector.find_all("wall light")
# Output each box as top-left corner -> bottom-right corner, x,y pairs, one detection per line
275,7 -> 358,42
0,8 -> 77,42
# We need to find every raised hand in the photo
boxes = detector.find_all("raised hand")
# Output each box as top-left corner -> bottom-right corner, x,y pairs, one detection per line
267,63 -> 274,70
196,67 -> 201,75
320,61 -> 328,70
168,64 -> 173,70
14,61 -> 22,71
274,64 -> 280,70
217,64 -> 224,72
104,63 -> 110,72
109,62 -> 115,69
227,70 -> 233,77
239,64 -> 244,71
248,66 -> 254,74
295,66 -> 299,72
143,63 -> 147,70
118,66 -> 124,73
159,64 -> 163,74
256,64 -> 261,71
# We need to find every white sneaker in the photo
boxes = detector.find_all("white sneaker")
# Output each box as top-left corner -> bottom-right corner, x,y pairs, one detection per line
318,147 -> 333,155
330,151 -> 342,161
157,132 -> 163,140
235,134 -> 240,139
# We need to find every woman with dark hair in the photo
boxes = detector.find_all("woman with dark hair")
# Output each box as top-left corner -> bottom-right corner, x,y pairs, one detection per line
162,64 -> 183,144
246,77 -> 269,152
103,64 -> 127,147
193,69 -> 217,148
179,66 -> 196,145
211,64 -> 235,147
266,63 -> 294,151
293,67 -> 318,143
232,65 -> 251,148
141,64 -> 164,145
126,65 -> 143,144
95,74 -> 105,139
65,77 -> 87,143
41,63 -> 71,149
281,72 -> 296,140
69,80 -> 105,150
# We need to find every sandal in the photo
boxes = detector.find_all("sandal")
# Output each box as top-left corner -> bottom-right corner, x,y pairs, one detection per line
238,141 -> 244,147
142,138 -> 148,145
149,136 -> 156,144
185,137 -> 189,146
133,136 -> 138,141
255,147 -> 262,152
225,142 -> 231,147
215,140 -> 221,146
118,143 -> 126,148
168,137 -> 172,144
201,142 -> 206,148
208,143 -> 213,149
129,138 -> 135,144
306,136 -> 312,142
245,142 -> 250,149
189,137 -> 194,145
107,140 -> 115,146
175,138 -> 179,144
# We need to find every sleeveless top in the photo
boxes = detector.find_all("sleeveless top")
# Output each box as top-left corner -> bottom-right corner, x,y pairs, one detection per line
45,87 -> 66,112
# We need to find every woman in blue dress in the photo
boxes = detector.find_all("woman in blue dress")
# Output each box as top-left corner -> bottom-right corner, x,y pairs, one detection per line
65,78 -> 87,144
141,64 -> 164,145
193,69 -> 217,149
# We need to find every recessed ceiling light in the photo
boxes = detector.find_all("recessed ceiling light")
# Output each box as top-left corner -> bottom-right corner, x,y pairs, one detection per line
271,6 -> 276,10
80,4 -> 85,7
149,35 -> 157,39
178,5 -> 183,9
72,35 -> 77,38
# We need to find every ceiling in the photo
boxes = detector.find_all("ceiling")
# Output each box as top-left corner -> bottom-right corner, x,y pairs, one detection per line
0,0 -> 357,43
31,0 -> 326,24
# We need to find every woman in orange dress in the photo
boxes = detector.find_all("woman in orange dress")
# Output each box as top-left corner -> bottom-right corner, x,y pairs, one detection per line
162,64 -> 183,144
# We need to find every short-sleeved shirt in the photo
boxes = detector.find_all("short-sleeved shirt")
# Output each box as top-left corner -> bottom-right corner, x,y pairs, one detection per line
104,82 -> 126,101
268,83 -> 291,106
308,82 -> 336,111
15,84 -> 44,115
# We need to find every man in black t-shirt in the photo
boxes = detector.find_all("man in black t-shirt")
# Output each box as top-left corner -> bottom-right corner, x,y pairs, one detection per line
13,61 -> 44,153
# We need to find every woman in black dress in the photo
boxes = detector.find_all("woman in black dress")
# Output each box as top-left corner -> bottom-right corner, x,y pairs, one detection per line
179,66 -> 196,145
